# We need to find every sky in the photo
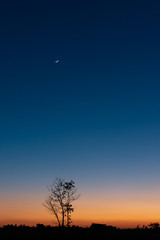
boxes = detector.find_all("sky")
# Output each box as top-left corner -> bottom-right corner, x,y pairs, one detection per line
0,0 -> 160,228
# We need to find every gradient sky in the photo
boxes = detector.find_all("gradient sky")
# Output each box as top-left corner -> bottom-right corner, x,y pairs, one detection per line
1,0 -> 160,228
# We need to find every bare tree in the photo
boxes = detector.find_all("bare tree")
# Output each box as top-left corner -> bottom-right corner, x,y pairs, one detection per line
44,178 -> 80,227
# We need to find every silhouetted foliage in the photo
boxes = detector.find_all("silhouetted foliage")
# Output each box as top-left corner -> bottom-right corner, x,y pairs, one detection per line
44,178 -> 80,227
148,222 -> 160,229
1,223 -> 160,240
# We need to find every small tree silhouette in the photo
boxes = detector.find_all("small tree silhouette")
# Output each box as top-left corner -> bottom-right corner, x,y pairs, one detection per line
63,180 -> 80,227
148,222 -> 160,229
44,178 -> 80,227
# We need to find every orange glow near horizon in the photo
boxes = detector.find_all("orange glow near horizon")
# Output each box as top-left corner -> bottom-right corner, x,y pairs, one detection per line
1,189 -> 160,228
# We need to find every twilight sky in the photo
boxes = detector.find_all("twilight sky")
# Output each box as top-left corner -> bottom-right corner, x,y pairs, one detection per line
1,0 -> 160,227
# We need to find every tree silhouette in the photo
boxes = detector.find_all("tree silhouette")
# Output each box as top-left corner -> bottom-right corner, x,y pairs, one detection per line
44,178 -> 80,227
63,180 -> 80,227
148,222 -> 160,229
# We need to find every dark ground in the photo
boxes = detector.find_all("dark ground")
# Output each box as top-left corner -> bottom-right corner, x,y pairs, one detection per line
1,224 -> 160,240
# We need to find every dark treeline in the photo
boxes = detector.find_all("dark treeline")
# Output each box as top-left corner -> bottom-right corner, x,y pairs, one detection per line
1,223 -> 160,240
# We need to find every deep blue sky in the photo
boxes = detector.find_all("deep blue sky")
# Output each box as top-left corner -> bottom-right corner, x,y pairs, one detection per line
1,0 -> 160,225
